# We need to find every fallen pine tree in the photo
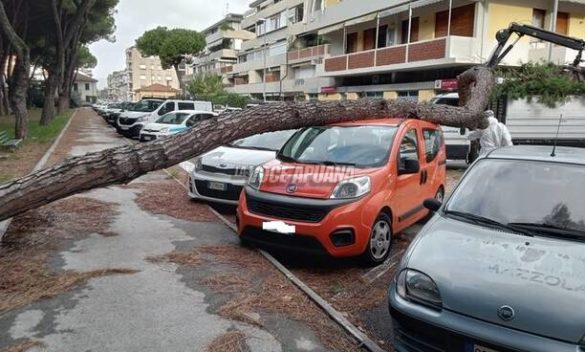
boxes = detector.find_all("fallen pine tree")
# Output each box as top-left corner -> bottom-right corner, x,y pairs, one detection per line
0,66 -> 494,222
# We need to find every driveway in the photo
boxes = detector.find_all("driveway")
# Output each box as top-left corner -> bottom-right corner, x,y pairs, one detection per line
0,109 -> 361,352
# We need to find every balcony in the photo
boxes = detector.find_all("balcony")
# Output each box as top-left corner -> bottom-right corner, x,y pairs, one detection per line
288,44 -> 331,64
528,42 -> 581,65
323,36 -> 480,75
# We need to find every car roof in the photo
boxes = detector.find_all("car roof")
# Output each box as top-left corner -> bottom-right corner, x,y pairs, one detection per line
485,145 -> 585,165
165,110 -> 218,115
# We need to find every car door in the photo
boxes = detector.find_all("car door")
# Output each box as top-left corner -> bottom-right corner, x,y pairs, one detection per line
421,127 -> 446,199
392,125 -> 425,229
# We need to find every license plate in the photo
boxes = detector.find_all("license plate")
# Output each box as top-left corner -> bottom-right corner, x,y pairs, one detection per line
142,135 -> 153,141
120,125 -> 129,130
467,344 -> 501,352
208,181 -> 227,191
263,221 -> 295,235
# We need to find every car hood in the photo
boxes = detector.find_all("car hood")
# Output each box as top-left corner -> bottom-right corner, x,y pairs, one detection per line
258,159 -> 370,199
200,146 -> 276,170
143,122 -> 179,132
407,216 -> 585,343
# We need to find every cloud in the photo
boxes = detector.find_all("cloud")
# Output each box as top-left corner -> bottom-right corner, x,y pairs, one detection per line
89,0 -> 250,89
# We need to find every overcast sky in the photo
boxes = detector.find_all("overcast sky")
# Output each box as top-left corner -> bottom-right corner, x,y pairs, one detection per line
88,0 -> 250,89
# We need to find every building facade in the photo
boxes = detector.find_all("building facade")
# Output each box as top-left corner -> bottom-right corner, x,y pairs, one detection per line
107,70 -> 130,101
191,13 -> 256,84
125,47 -> 184,101
221,0 -> 585,102
72,72 -> 98,104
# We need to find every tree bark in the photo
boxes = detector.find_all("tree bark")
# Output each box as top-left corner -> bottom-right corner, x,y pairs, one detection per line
0,65 -> 495,221
40,72 -> 59,125
9,55 -> 29,140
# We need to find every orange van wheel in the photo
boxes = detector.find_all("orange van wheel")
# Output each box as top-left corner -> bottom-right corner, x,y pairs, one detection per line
362,212 -> 392,266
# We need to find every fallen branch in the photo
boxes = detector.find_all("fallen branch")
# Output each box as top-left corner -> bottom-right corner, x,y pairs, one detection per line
0,66 -> 495,222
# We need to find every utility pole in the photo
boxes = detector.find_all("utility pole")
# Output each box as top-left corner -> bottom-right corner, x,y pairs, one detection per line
257,18 -> 268,103
548,0 -> 559,62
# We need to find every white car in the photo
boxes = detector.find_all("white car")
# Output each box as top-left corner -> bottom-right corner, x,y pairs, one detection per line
139,110 -> 218,142
187,130 -> 297,205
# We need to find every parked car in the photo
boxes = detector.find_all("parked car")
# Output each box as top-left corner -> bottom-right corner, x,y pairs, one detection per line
389,145 -> 585,352
102,102 -> 125,124
187,129 -> 297,205
431,93 -> 474,162
139,110 -> 218,142
105,101 -> 134,125
116,99 -> 164,136
236,119 -> 446,265
118,99 -> 213,138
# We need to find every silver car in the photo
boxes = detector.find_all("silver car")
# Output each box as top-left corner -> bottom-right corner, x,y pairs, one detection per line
188,130 -> 297,205
389,145 -> 585,352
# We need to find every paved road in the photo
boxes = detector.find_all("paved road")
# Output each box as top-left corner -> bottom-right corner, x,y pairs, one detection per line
0,109 -> 326,352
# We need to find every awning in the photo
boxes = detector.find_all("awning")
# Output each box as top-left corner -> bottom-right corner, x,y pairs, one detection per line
379,0 -> 444,18
344,13 -> 378,27
317,22 -> 345,35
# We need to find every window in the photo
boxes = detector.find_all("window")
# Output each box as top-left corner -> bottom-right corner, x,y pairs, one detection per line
398,129 -> 419,170
365,91 -> 383,98
378,25 -> 388,48
532,9 -> 546,29
435,4 -> 475,37
346,32 -> 358,53
401,17 -> 419,44
398,90 -> 419,102
363,28 -> 376,50
269,42 -> 287,56
289,4 -> 304,24
178,102 -> 195,110
140,75 -> 146,80
73,83 -> 78,92
139,64 -> 147,70
312,0 -> 323,13
85,83 -> 90,91
158,102 -> 175,116
423,128 -> 442,162
556,12 -> 569,35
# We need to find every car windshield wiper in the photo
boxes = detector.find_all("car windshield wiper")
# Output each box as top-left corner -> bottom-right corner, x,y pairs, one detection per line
320,160 -> 357,167
444,210 -> 535,237
508,223 -> 585,242
276,152 -> 297,162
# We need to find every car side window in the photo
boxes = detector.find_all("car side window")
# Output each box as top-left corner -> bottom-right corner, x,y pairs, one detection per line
185,115 -> 197,127
158,102 -> 174,116
178,102 -> 195,110
423,128 -> 442,162
398,129 -> 419,169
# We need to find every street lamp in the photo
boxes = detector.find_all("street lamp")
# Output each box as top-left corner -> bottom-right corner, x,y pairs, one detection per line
257,18 -> 268,102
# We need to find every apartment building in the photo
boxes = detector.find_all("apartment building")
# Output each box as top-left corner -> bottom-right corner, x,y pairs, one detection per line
192,13 -> 256,82
225,0 -> 585,102
107,70 -> 130,101
125,47 -> 184,101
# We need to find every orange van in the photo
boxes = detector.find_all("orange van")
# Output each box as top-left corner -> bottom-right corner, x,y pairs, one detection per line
236,119 -> 446,265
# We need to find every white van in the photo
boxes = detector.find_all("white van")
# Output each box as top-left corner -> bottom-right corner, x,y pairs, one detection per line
117,99 -> 213,138
430,93 -> 473,162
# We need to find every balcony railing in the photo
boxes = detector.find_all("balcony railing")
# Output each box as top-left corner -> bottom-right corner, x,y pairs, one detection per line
288,44 -> 331,62
324,37 -> 465,73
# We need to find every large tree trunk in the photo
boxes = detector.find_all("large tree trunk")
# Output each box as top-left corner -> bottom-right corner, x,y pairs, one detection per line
9,56 -> 29,140
174,63 -> 185,97
40,72 -> 59,125
0,66 -> 495,222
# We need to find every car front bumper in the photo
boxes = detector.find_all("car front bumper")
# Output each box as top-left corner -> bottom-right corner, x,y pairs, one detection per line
388,284 -> 581,352
187,171 -> 246,205
118,123 -> 144,137
236,186 -> 377,257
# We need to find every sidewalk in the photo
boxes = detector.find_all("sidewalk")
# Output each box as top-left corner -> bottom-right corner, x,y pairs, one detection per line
0,108 -> 361,352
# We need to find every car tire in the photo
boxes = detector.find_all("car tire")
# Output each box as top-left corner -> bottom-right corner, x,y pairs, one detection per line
362,212 -> 392,266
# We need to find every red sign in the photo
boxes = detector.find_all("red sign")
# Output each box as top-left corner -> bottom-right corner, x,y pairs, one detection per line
435,79 -> 458,91
320,86 -> 337,94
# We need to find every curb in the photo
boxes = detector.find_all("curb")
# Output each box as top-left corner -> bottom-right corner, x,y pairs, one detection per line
0,109 -> 78,240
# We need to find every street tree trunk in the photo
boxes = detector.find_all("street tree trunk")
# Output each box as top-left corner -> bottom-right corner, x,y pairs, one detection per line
40,72 -> 59,125
9,55 -> 29,140
0,66 -> 495,222
174,63 -> 185,97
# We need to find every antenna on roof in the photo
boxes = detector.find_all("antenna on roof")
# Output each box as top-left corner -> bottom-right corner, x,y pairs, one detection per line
225,1 -> 229,16
550,113 -> 563,157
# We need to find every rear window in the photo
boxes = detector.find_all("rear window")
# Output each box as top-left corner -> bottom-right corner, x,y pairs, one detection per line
423,128 -> 443,162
